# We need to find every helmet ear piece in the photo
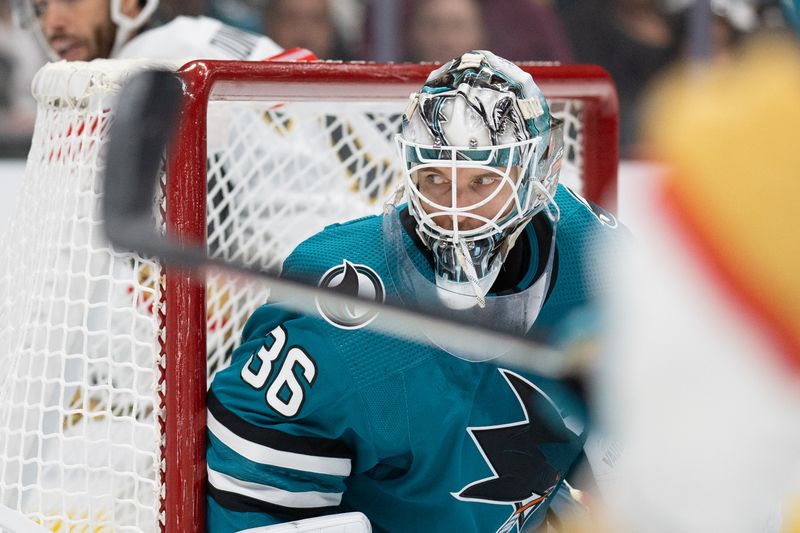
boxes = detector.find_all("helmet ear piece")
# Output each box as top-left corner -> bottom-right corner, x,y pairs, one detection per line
109,0 -> 159,56
110,0 -> 159,30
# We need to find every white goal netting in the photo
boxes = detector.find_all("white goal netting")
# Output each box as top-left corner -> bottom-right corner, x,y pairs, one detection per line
0,58 -> 611,532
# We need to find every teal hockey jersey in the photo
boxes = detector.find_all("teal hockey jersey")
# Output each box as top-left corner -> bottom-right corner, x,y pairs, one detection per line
207,185 -> 622,532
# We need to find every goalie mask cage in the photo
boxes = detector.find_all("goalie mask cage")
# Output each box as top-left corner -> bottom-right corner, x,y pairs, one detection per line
0,59 -> 618,532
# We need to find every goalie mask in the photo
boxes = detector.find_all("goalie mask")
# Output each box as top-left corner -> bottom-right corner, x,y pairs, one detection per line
396,50 -> 563,310
12,0 -> 159,60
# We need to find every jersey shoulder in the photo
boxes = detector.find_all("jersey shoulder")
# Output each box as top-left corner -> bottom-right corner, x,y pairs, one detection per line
550,183 -> 625,271
535,185 -> 626,330
118,16 -> 282,61
279,213 -> 443,382
554,184 -> 620,232
282,214 -> 387,282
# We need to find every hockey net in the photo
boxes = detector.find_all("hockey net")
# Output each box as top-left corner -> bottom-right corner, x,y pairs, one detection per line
0,58 -> 618,532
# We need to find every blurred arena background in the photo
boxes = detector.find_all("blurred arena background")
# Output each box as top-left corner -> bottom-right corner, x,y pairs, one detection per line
1,1 -> 799,531
0,0 -> 789,231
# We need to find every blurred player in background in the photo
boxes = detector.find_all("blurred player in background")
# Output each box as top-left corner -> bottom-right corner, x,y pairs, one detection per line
406,0 -> 486,62
264,0 -> 359,60
206,50 -> 626,532
597,1 -> 800,532
12,0 -> 287,62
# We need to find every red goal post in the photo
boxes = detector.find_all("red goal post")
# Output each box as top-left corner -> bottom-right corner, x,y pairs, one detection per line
0,58 -> 617,533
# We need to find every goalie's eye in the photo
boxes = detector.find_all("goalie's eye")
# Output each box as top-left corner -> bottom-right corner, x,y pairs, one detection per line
472,175 -> 500,188
423,173 -> 449,186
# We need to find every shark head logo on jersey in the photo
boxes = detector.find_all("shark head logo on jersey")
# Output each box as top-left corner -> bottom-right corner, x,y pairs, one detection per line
453,369 -> 584,532
316,260 -> 385,330
396,50 -> 563,309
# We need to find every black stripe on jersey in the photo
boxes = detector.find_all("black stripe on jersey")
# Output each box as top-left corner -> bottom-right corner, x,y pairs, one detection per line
208,483 -> 338,520
209,25 -> 258,59
208,390 -> 353,459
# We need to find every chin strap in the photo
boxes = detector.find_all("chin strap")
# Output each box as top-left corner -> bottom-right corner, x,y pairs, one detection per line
455,239 -> 487,308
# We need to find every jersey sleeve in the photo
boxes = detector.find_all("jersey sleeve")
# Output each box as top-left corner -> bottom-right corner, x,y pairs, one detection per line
206,304 -> 371,532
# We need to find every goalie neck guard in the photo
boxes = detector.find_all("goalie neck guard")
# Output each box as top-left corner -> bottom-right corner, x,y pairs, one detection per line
396,50 -> 563,309
381,201 -> 555,362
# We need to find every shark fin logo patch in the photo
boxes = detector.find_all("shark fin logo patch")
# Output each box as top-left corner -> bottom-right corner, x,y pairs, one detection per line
453,369 -> 580,532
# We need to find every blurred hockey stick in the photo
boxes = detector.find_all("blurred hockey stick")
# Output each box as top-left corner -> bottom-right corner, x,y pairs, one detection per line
102,69 -> 593,378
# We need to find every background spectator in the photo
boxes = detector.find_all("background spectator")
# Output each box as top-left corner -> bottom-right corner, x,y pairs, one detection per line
482,0 -> 573,62
562,0 -> 683,158
368,0 -> 571,63
405,0 -> 487,62
206,0 -> 264,34
670,0 -> 762,60
263,0 -> 363,60
0,0 -> 784,162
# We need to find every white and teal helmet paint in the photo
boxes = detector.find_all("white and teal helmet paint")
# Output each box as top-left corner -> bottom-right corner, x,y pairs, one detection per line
396,50 -> 563,308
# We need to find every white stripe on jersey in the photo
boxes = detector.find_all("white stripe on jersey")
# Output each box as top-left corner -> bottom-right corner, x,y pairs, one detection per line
207,409 -> 352,477
207,467 -> 343,508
